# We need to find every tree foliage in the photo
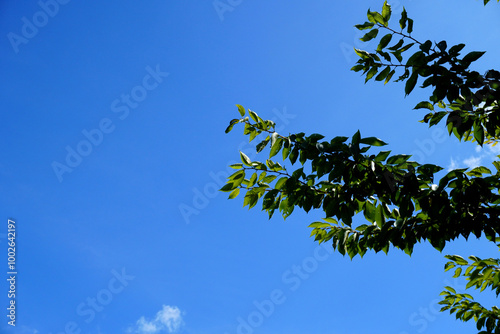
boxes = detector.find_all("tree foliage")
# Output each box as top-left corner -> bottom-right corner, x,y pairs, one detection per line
222,1 -> 500,332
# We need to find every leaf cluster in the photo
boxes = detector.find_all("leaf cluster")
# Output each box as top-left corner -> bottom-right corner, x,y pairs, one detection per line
352,1 -> 500,146
222,1 -> 500,332
440,254 -> 500,333
224,107 -> 500,259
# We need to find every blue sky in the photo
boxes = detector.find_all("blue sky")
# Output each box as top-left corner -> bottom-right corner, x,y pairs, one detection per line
1,1 -> 499,334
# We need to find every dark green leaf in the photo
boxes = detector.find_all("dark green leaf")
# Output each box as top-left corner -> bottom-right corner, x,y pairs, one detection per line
399,8 -> 407,30
474,121 -> 485,146
374,151 -> 391,162
436,40 -> 447,52
407,18 -> 414,34
414,101 -> 434,110
463,51 -> 486,64
375,66 -> 391,82
388,39 -> 404,51
249,110 -> 259,122
385,70 -> 396,84
419,40 -> 432,53
405,72 -> 418,95
360,137 -> 388,146
377,34 -> 392,51
449,43 -> 466,56
387,154 -> 411,164
355,22 -> 375,30
365,66 -> 379,83
360,29 -> 379,42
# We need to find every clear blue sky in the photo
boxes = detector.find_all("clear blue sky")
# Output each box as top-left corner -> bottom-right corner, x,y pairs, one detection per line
1,1 -> 499,334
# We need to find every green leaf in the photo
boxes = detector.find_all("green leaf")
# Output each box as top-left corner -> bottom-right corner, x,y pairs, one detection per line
382,1 -> 391,22
407,18 -> 414,34
462,51 -> 486,64
220,183 -> 235,192
228,169 -> 245,182
392,50 -> 403,63
229,163 -> 243,169
360,137 -> 388,146
360,29 -> 379,42
444,286 -> 457,294
355,22 -> 375,30
473,121 -> 485,146
236,104 -> 245,116
309,133 -> 325,141
388,39 -> 404,51
405,72 -> 418,96
399,43 -> 415,53
447,255 -> 468,265
308,222 -> 332,228
364,201 -> 376,223
248,173 -> 258,187
419,40 -> 432,53
375,204 -> 385,228
387,154 -> 411,164
244,192 -> 259,209
436,40 -> 447,52
365,66 -> 379,83
354,48 -> 371,60
367,10 -> 385,25
429,112 -> 447,126
275,177 -> 288,190
377,34 -> 393,52
228,188 -> 240,199
249,110 -> 259,122
470,166 -> 492,175
352,130 -> 361,145
322,217 -> 338,224
449,43 -> 466,56
270,136 -> 283,158
399,8 -> 407,30
262,175 -> 277,184
375,66 -> 391,82
414,101 -> 434,110
256,137 -> 270,153
384,70 -> 395,84
240,151 -> 252,166
444,262 -> 456,272
225,119 -> 239,133
374,151 -> 391,162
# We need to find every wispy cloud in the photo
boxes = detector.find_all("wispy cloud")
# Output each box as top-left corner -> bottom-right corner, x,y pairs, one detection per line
448,157 -> 459,171
463,155 -> 483,169
448,143 -> 500,171
129,305 -> 183,334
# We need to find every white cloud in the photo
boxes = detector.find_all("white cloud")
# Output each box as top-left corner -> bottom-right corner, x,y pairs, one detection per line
463,155 -> 483,169
448,142 -> 500,171
487,143 -> 500,155
129,305 -> 184,334
448,158 -> 459,171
